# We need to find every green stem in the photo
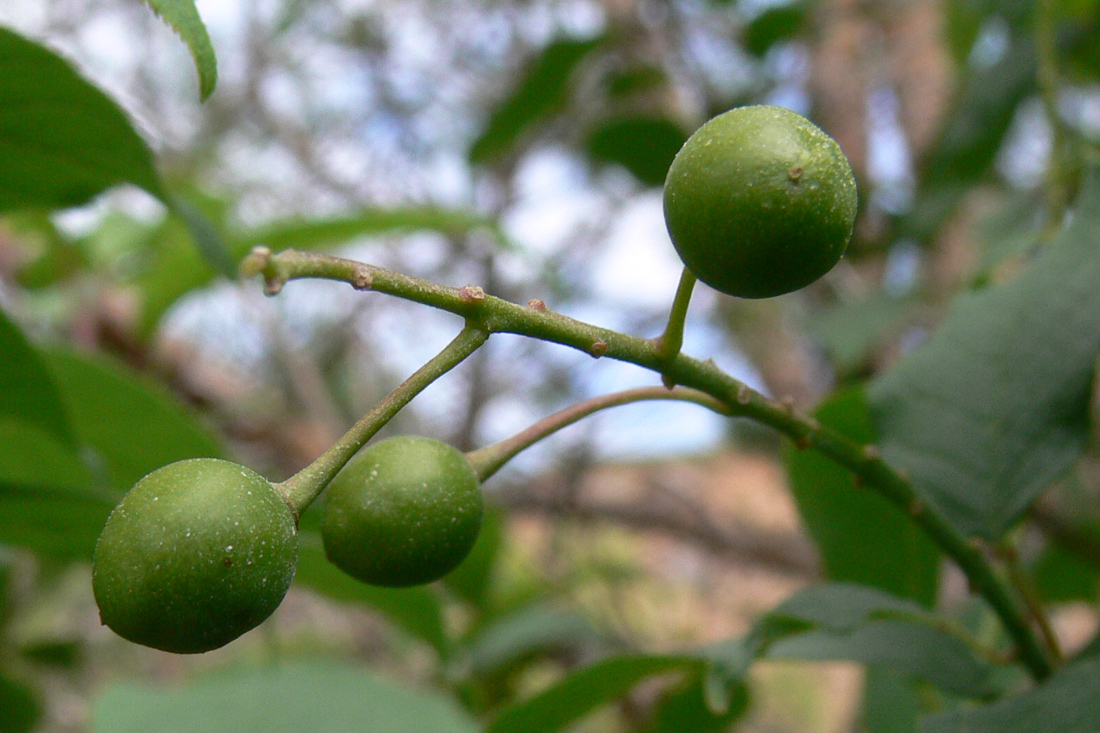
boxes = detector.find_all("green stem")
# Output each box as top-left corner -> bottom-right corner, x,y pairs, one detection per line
465,386 -> 730,482
654,268 -> 696,386
274,324 -> 489,514
1000,540 -> 1065,666
243,246 -> 1054,681
1036,0 -> 1070,238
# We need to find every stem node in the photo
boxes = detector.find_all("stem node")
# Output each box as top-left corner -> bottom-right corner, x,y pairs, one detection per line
460,285 -> 487,302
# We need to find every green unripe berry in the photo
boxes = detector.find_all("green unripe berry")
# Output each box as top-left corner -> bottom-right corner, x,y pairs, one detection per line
321,436 -> 483,588
92,459 -> 299,654
663,104 -> 858,299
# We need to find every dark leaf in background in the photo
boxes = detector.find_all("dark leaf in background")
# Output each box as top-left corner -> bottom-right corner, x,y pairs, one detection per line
898,32 -> 1035,244
605,65 -> 667,97
870,170 -> 1100,539
1032,542 -> 1099,604
0,674 -> 41,733
0,27 -> 164,210
743,4 -> 806,57
470,36 -> 604,164
785,387 -> 940,605
585,117 -> 687,187
646,673 -> 750,733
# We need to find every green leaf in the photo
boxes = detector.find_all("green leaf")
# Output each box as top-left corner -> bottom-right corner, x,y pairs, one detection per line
943,0 -> 993,64
129,205 -> 510,334
0,418 -> 110,558
761,582 -> 929,633
756,584 -> 994,698
1032,542 -> 1099,604
139,0 -> 218,101
42,349 -> 225,494
130,213 -> 217,334
486,653 -> 709,733
442,504 -> 504,609
647,673 -> 750,733
805,294 -> 911,373
5,212 -> 86,289
767,620 -> 992,698
92,662 -> 478,733
585,117 -> 687,187
238,206 -> 511,252
0,308 -> 74,446
293,536 -> 448,656
451,604 -> 606,680
861,667 -> 921,733
899,31 -> 1035,244
0,26 -> 164,210
470,36 -> 604,164
0,348 -> 222,559
0,673 -> 41,733
604,66 -> 667,98
785,387 -> 940,605
167,195 -> 235,278
921,658 -> 1100,733
0,484 -> 111,560
743,4 -> 806,57
870,171 -> 1100,539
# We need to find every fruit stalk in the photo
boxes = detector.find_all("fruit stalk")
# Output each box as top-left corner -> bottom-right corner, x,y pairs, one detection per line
653,267 -> 696,386
275,324 -> 489,514
465,385 -> 729,482
245,245 -> 1054,680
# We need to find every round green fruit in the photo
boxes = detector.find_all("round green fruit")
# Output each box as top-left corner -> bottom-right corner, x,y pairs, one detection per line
321,436 -> 483,588
663,104 -> 858,299
92,458 -> 299,654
